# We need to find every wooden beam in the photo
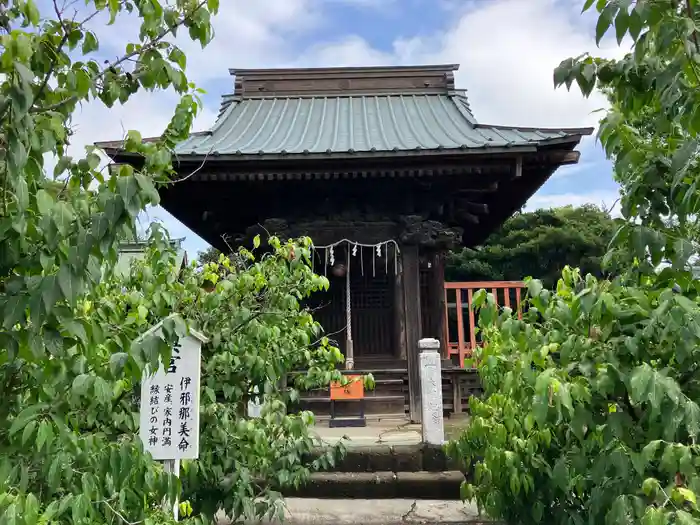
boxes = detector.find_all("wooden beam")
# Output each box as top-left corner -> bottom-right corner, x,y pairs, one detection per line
456,211 -> 479,224
454,181 -> 499,194
531,150 -> 581,165
459,201 -> 489,214
402,245 -> 422,423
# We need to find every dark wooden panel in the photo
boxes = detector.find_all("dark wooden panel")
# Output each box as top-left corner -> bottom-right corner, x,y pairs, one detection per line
350,266 -> 394,357
308,245 -> 397,359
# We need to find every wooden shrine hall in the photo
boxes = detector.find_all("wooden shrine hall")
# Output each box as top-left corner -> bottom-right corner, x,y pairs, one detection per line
99,64 -> 591,422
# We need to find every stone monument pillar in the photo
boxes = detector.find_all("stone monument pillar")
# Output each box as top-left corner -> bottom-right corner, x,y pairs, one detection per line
419,338 -> 445,445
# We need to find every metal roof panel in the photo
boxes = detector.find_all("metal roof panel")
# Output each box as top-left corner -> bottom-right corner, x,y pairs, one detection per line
174,94 -> 590,157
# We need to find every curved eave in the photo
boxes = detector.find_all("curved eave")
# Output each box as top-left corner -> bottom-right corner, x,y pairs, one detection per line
99,134 -> 588,166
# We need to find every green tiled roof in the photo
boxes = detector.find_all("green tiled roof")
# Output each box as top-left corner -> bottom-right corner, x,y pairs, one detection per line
175,93 -> 589,157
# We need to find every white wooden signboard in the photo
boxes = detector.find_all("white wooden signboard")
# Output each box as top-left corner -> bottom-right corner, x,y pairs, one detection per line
138,321 -> 208,460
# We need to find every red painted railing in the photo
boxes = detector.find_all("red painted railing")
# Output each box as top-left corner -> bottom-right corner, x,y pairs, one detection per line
443,281 -> 525,367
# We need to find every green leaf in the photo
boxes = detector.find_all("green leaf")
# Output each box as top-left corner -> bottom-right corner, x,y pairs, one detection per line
23,493 -> 39,525
628,9 -> 643,40
614,8 -> 629,44
82,31 -> 99,54
14,61 -> 35,84
21,420 -> 36,446
93,377 -> 112,404
671,138 -> 698,175
72,374 -> 92,397
62,318 -> 88,344
54,156 -> 73,177
629,363 -> 653,405
531,501 -> 544,523
53,202 -> 75,236
674,487 -> 697,508
551,457 -> 569,490
15,177 -> 29,209
58,265 -> 81,303
110,352 -> 129,376
642,440 -> 662,464
9,404 -> 45,436
596,5 -> 615,44
36,189 -> 54,215
1,295 -> 27,329
36,420 -> 54,452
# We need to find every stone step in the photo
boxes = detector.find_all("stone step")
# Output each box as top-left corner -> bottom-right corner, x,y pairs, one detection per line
297,395 -> 406,417
221,498 -> 483,525
307,444 -> 462,473
281,471 -> 465,500
312,413 -> 407,424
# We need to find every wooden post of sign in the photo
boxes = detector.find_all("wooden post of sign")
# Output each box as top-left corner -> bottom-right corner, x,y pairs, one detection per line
164,459 -> 180,519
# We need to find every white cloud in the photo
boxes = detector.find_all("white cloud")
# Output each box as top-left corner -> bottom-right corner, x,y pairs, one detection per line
301,0 -> 627,128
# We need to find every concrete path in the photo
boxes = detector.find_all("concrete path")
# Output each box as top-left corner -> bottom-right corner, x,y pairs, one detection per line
222,498 -> 489,524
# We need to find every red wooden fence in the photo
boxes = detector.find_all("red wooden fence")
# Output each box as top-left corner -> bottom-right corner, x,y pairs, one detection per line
443,281 -> 525,367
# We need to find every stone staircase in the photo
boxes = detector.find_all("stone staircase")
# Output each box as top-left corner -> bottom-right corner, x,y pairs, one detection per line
217,438 -> 475,525
284,442 -> 466,500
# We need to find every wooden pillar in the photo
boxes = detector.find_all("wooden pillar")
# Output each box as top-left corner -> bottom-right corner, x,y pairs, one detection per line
394,253 -> 407,359
428,251 -> 446,356
403,245 -> 422,423
432,251 -> 447,356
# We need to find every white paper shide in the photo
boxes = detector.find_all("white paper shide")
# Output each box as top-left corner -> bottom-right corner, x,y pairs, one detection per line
138,323 -> 207,460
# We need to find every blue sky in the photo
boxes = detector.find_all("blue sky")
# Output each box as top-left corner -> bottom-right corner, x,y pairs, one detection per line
61,0 -> 625,258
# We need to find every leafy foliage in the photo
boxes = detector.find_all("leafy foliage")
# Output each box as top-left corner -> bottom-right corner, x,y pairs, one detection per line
451,269 -> 700,525
0,0 -> 217,521
446,205 -> 620,289
197,245 -> 222,266
553,0 -> 700,279
103,233 -> 348,521
0,1 -> 347,523
452,1 -> 700,524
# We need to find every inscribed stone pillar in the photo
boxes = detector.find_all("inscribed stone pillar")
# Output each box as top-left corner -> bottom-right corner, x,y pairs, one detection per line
419,338 -> 445,445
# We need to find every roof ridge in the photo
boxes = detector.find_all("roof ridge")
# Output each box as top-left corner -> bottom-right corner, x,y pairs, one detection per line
231,64 -> 458,98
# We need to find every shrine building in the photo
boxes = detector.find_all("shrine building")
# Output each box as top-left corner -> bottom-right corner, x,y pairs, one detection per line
99,65 -> 591,422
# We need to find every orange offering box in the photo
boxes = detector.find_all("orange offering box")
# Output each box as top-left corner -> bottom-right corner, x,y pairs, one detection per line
330,375 -> 364,400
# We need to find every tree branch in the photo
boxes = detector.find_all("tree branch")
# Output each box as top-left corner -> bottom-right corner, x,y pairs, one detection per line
32,0 -> 208,114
